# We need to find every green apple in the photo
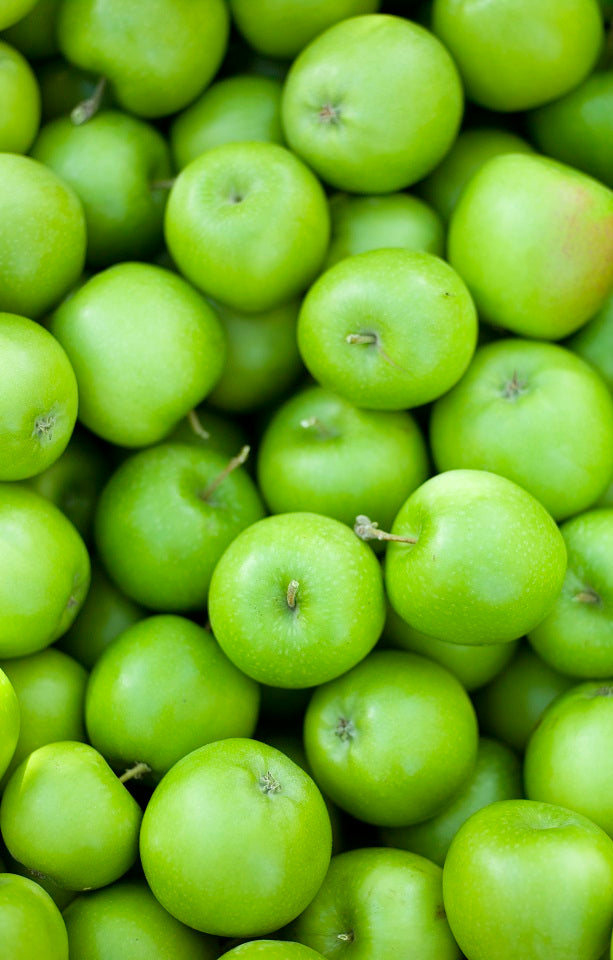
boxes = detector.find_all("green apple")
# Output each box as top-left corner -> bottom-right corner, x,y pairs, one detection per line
257,385 -> 429,530
224,943 -> 325,959
51,263 -> 225,447
1,0 -> 61,61
57,0 -> 229,117
474,646 -> 574,752
416,127 -> 534,223
0,668 -> 19,780
569,288 -> 613,393
448,153 -> 613,340
443,799 -> 613,960
382,470 -> 567,646
32,111 -> 172,267
209,512 -> 386,687
63,881 -> 218,959
0,313 -> 78,481
95,443 -> 264,610
1,845 -> 75,911
432,0 -> 603,111
164,405 -> 248,460
0,648 -> 86,786
140,738 -> 332,936
525,681 -> 613,836
0,153 -> 86,319
1,741 -> 142,890
0,0 -> 38,29
297,249 -> 478,410
528,510 -> 613,677
325,192 -> 445,268
165,141 -> 330,313
207,298 -> 304,412
304,649 -> 478,826
430,339 -> 613,520
381,737 -> 522,866
170,74 -> 284,170
0,484 -> 90,658
527,70 -> 613,189
282,14 -> 462,193
0,873 -> 68,959
37,58 -> 113,122
0,40 -> 40,153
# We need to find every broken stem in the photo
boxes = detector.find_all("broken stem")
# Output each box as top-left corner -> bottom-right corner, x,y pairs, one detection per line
286,579 -> 299,609
346,333 -> 377,345
119,762 -> 151,784
187,408 -> 210,441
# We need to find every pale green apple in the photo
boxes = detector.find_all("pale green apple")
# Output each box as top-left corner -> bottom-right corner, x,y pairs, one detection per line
0,668 -> 19,781
0,873 -> 68,960
224,943 -> 324,959
0,40 -> 40,153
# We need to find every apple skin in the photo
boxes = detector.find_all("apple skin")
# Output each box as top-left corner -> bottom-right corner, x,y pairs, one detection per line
1,0 -> 61,61
0,741 -> 142,891
0,40 -> 40,154
385,470 -> 567,646
282,14 -> 462,193
304,649 -> 478,826
569,288 -> 613,393
528,510 -> 613,678
170,74 -> 284,170
0,873 -> 68,960
0,0 -> 38,29
63,881 -> 218,960
381,737 -> 522,866
225,943 -> 325,960
0,153 -> 86,319
430,339 -> 613,521
0,313 -> 78,482
165,141 -> 330,313
165,405 -> 247,461
432,0 -> 602,112
443,799 -> 613,960
0,484 -> 90,658
0,668 -> 19,781
57,0 -> 229,117
297,248 -> 478,410
37,58 -> 113,122
140,738 -> 332,936
51,262 -> 226,447
525,681 -> 613,837
448,153 -> 613,340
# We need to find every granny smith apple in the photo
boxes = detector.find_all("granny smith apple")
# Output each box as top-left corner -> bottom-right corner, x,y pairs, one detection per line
95,443 -> 264,610
443,799 -> 613,960
281,14 -> 463,193
1,741 -> 142,890
430,339 -> 613,520
57,0 -> 229,117
165,141 -> 330,313
432,0 -> 603,111
297,249 -> 478,410
0,484 -> 90,658
325,192 -> 445,268
170,74 -> 284,170
0,873 -> 68,960
257,385 -> 429,530
381,737 -> 522,866
380,470 -> 567,646
528,510 -> 613,677
0,668 -> 19,780
569,288 -> 613,392
64,881 -> 218,960
209,512 -> 386,687
1,0 -> 61,60
140,738 -> 332,936
0,313 -> 78,481
0,40 -> 40,153
448,153 -> 613,339
32,111 -> 172,267
224,943 -> 325,959
474,646 -> 574,752
0,0 -> 38,29
304,649 -> 478,826
0,153 -> 86,319
51,263 -> 225,447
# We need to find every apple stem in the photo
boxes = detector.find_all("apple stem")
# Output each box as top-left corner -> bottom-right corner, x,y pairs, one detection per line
354,515 -> 417,545
119,761 -> 151,784
150,178 -> 176,191
574,588 -> 601,604
337,932 -> 355,943
187,408 -> 210,441
299,416 -> 334,439
71,76 -> 107,126
286,579 -> 299,609
199,445 -> 250,501
346,333 -> 377,345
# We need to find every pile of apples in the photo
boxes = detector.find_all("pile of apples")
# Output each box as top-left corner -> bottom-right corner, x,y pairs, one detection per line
1,0 -> 613,957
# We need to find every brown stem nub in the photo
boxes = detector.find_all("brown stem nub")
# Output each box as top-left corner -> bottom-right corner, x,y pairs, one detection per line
574,588 -> 601,605
187,408 -> 210,441
119,762 -> 151,784
199,445 -> 250,501
150,178 -> 176,191
286,579 -> 299,609
346,333 -> 377,345
71,76 -> 107,126
354,514 -> 417,545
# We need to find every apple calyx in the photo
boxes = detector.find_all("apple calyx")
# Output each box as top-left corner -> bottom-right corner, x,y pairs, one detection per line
259,771 -> 282,795
501,370 -> 528,400
286,579 -> 300,610
335,717 -> 356,742
119,761 -> 151,784
354,515 -> 418,545
199,445 -> 250,502
187,408 -> 210,441
32,412 -> 56,443
319,103 -> 341,125
574,587 -> 601,605
71,76 -> 107,126
299,416 -> 337,440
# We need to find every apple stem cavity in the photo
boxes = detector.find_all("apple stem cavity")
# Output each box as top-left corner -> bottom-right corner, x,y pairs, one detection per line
346,332 -> 407,374
259,771 -> 282,795
574,588 -> 601,604
70,76 -> 107,126
286,579 -> 300,609
187,408 -> 210,441
346,333 -> 378,345
299,416 -> 335,439
337,931 -> 355,943
119,761 -> 151,784
354,515 -> 418,545
199,445 -> 250,502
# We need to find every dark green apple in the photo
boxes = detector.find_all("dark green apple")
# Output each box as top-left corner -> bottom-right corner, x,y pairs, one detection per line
0,40 -> 40,153
1,0 -> 61,60
0,873 -> 68,959
37,58 -> 112,122
0,0 -> 38,29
